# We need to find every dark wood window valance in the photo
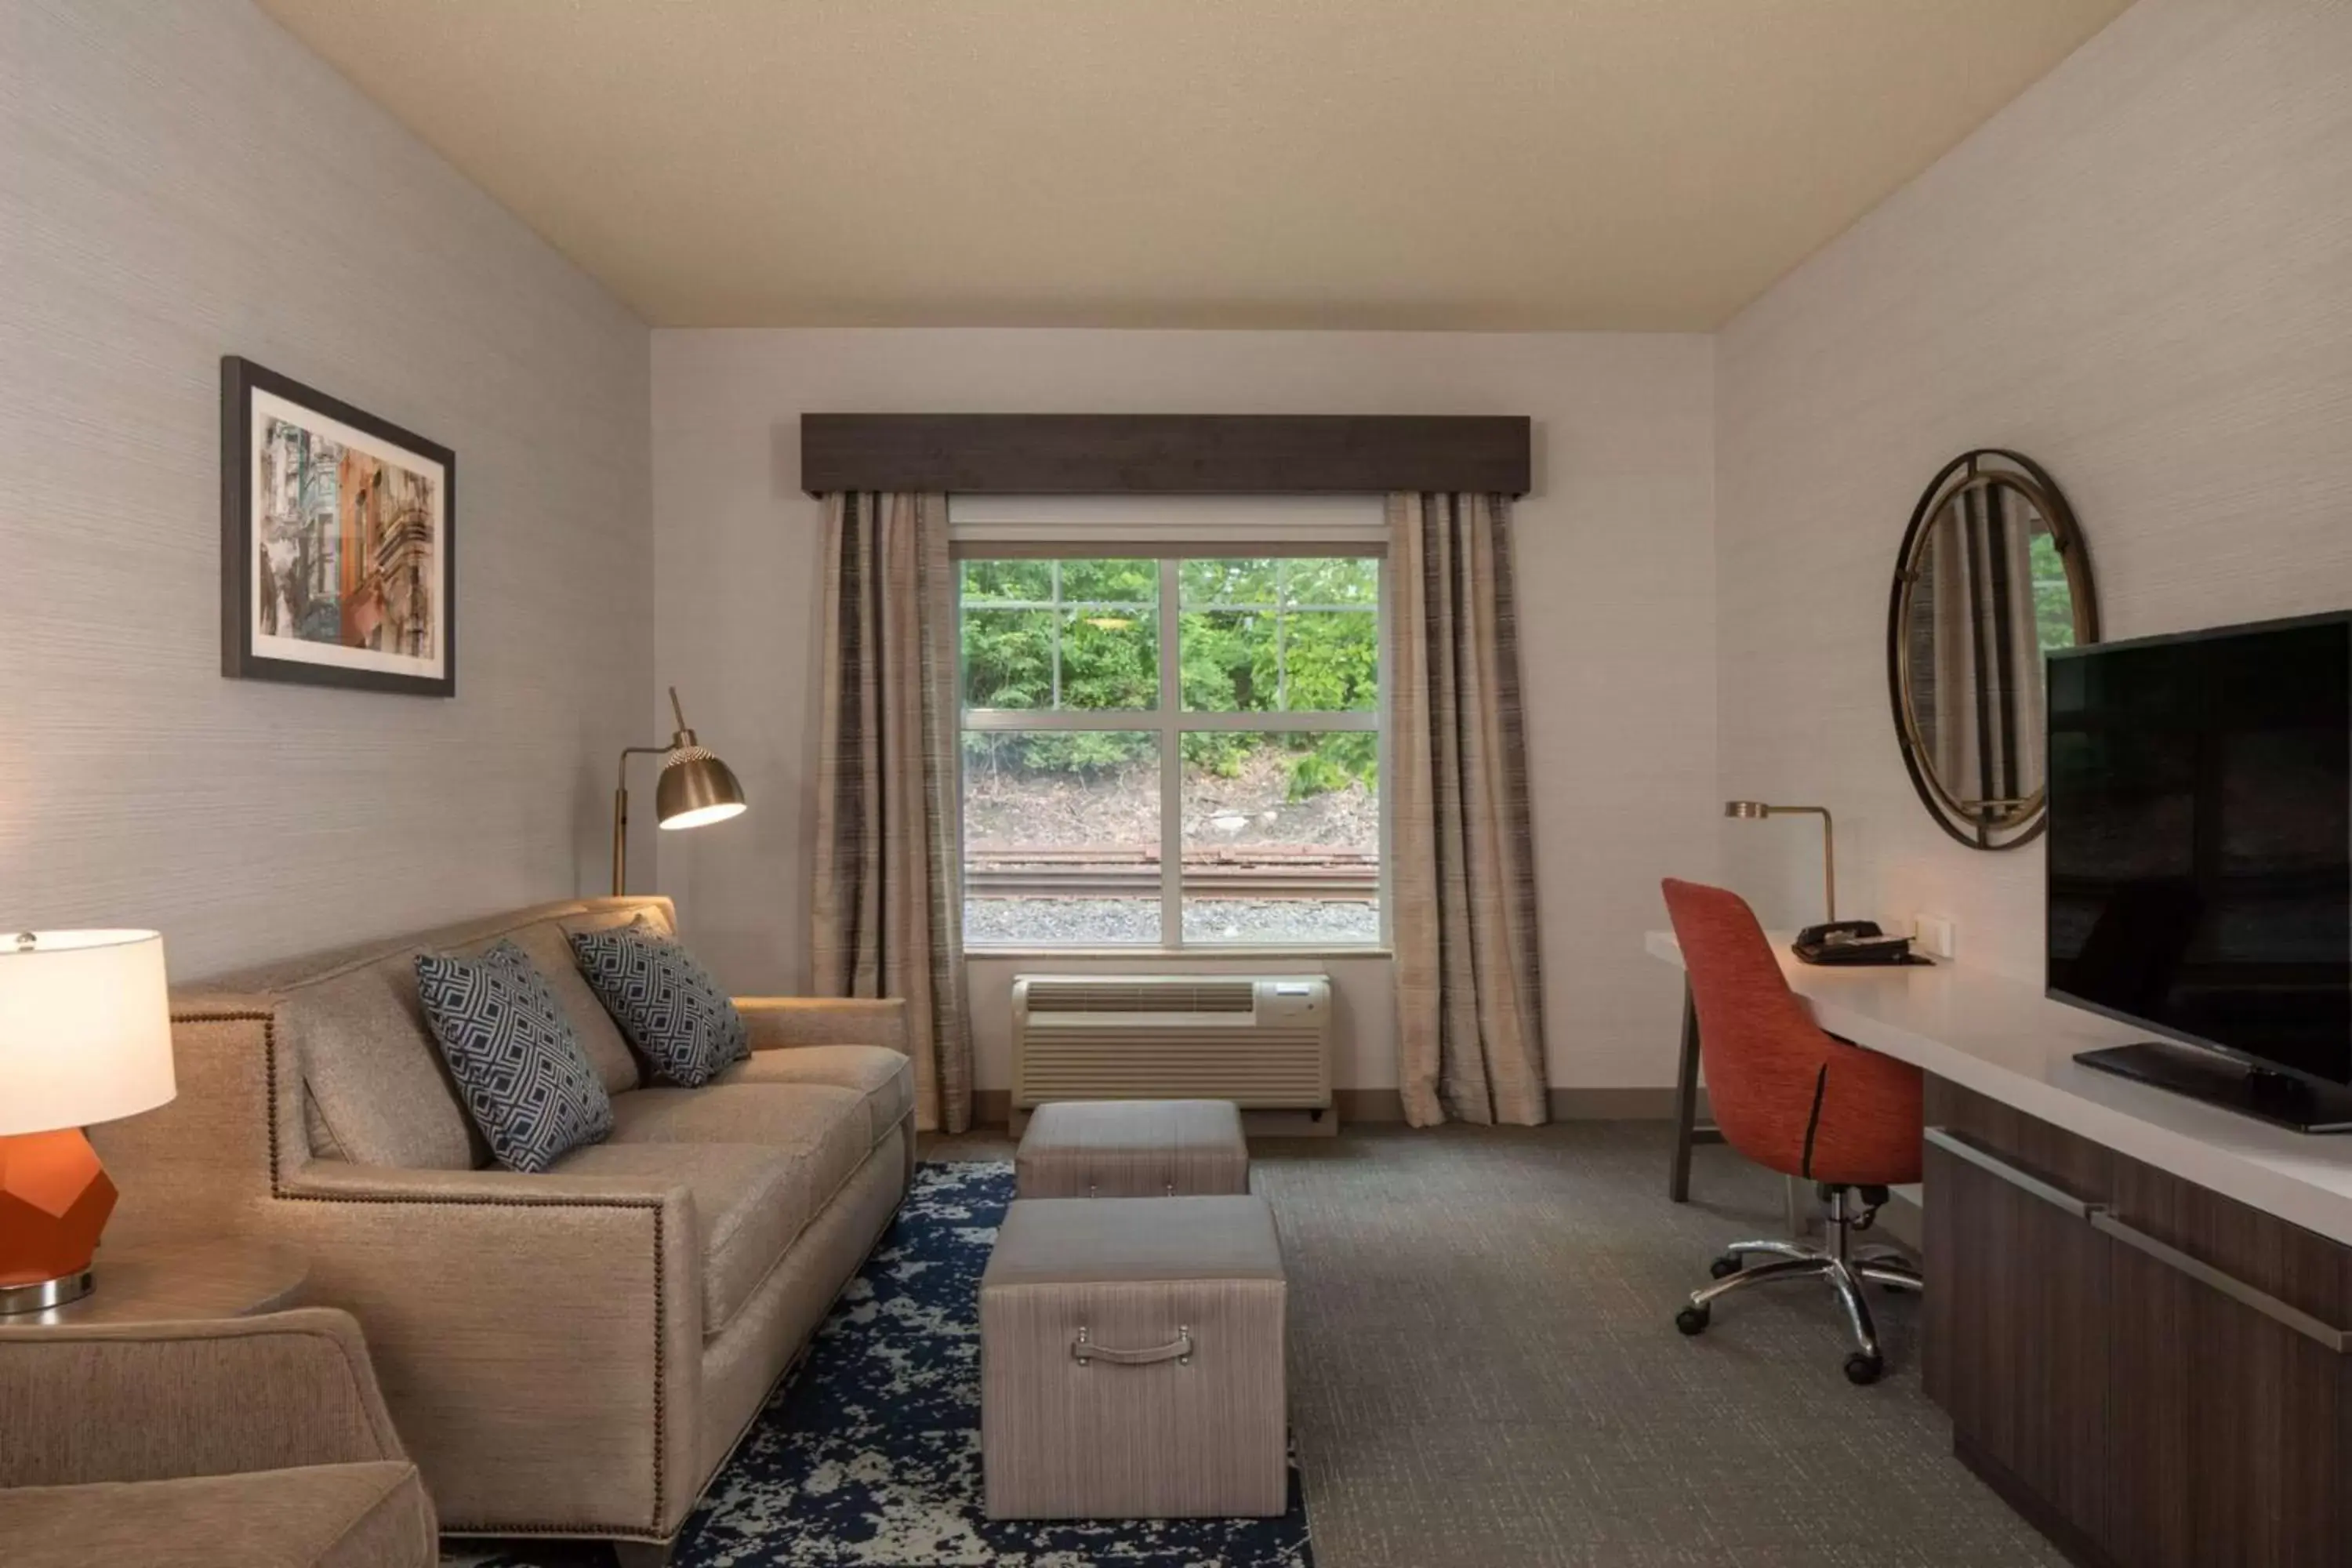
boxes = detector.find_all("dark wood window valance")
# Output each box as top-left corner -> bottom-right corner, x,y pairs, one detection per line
800,414 -> 1530,497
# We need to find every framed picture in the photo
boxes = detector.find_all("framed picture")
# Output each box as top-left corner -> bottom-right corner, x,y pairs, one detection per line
220,356 -> 456,696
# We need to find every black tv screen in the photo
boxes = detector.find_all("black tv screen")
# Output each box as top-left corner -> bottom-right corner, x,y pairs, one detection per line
2047,613 -> 2352,1087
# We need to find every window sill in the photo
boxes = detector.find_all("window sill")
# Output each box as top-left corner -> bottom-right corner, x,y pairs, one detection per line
964,946 -> 1392,962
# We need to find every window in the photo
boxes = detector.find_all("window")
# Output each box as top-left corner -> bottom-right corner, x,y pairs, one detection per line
960,555 -> 1383,948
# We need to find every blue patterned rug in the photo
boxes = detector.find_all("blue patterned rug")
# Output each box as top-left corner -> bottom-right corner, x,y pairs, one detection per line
459,1160 -> 1312,1567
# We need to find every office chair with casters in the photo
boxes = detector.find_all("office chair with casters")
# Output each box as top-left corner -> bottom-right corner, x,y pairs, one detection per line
1659,877 -> 1926,1385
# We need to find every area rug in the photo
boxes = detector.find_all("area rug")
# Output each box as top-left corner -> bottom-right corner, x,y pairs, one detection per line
457,1160 -> 1312,1567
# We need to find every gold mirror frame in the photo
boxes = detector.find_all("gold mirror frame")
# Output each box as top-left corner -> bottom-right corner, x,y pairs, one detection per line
1886,449 -> 2100,851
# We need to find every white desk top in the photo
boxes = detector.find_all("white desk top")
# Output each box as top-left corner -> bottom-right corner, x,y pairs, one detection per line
1646,930 -> 2352,1247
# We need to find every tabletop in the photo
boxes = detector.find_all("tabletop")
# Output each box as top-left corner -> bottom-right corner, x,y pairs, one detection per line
5,1236 -> 308,1327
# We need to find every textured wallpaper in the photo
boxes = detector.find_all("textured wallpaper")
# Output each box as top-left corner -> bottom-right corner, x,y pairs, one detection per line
1,1 -> 652,976
1715,0 -> 2352,979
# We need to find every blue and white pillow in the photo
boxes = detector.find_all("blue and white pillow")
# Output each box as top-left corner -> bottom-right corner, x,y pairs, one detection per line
568,918 -> 749,1088
415,940 -> 613,1173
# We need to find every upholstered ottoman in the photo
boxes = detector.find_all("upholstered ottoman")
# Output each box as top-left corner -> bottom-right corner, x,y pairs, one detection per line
982,1195 -> 1287,1519
1014,1099 -> 1250,1198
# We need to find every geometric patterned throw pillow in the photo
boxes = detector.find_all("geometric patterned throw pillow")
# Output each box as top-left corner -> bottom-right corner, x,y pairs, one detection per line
414,940 -> 614,1173
568,917 -> 749,1088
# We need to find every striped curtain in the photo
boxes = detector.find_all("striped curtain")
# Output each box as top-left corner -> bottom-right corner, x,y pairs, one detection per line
1388,492 -> 1549,1127
811,492 -> 971,1134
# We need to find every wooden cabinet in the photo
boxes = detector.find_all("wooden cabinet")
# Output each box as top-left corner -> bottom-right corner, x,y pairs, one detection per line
1924,1078 -> 2352,1568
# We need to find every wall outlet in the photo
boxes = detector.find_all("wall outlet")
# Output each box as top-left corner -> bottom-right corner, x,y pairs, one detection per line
1912,914 -> 1956,960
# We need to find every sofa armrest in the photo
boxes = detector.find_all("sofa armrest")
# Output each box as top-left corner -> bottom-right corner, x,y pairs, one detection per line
735,996 -> 908,1054
0,1307 -> 404,1489
268,1160 -> 704,1540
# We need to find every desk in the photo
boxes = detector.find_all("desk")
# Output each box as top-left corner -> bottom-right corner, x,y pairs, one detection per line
1647,930 -> 2352,1566
1646,930 -> 2352,1247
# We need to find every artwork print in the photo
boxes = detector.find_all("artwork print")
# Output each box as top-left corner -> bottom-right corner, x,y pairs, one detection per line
222,357 -> 456,696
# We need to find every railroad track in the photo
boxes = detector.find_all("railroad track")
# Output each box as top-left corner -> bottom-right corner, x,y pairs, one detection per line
966,845 -> 1377,900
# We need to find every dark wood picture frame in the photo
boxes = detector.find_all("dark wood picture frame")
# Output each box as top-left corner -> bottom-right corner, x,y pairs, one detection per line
220,356 -> 457,697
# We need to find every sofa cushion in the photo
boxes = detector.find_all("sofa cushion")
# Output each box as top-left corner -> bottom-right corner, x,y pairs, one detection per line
570,920 -> 748,1087
0,1461 -> 435,1568
414,942 -> 613,1174
608,1083 -> 873,1238
281,964 -> 485,1171
550,1142 -> 804,1338
459,920 -> 641,1097
717,1046 -> 914,1150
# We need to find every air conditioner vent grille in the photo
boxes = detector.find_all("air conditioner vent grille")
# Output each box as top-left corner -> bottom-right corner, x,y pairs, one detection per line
1023,979 -> 1256,1015
1011,973 -> 1332,1113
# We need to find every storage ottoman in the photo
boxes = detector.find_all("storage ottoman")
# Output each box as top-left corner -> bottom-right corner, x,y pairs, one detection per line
1014,1099 -> 1250,1198
982,1194 -> 1287,1519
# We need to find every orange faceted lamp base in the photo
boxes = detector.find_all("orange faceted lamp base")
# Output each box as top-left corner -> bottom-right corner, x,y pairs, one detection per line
0,1129 -> 120,1290
0,930 -> 172,1315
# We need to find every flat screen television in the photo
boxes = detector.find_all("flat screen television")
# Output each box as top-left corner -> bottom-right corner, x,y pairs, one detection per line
2047,610 -> 2352,1131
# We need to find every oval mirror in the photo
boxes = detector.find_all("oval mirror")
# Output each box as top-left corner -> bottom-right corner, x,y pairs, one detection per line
1888,449 -> 2099,849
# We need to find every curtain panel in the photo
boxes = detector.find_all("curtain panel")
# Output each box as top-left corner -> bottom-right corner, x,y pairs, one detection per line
1388,492 -> 1550,1127
811,491 -> 972,1134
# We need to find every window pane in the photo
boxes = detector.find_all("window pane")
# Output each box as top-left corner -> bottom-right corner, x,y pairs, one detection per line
1058,608 -> 1158,710
1180,608 -> 1278,712
1283,556 -> 1378,607
962,607 -> 1056,709
1181,558 -> 1378,713
964,557 -> 1156,712
1181,557 -> 1278,608
1180,731 -> 1380,945
1059,557 -> 1158,603
1283,609 -> 1378,711
961,560 -> 1052,603
963,729 -> 1160,945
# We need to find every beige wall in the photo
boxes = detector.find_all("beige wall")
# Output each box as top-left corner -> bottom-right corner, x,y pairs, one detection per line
650,329 -> 1718,1092
1715,0 -> 2352,981
2,1 -> 652,977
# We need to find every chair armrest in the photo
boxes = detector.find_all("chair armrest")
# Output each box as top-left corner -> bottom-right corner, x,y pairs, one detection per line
0,1307 -> 402,1489
735,996 -> 908,1054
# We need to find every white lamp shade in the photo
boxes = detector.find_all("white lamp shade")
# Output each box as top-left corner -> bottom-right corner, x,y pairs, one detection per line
0,930 -> 175,1136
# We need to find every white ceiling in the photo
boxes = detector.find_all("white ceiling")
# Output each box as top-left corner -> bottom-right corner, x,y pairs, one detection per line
256,0 -> 2132,331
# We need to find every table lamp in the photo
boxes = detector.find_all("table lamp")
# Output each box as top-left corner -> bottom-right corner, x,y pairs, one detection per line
0,929 -> 175,1313
1724,800 -> 1836,923
612,685 -> 748,895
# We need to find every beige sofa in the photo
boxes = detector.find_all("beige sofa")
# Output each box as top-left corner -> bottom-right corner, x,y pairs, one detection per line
91,896 -> 914,1563
0,1309 -> 436,1568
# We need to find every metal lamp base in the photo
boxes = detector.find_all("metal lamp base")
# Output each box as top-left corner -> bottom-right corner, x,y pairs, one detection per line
0,1267 -> 94,1316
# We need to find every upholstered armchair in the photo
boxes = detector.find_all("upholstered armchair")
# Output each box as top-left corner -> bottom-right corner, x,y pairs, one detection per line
0,1307 -> 437,1567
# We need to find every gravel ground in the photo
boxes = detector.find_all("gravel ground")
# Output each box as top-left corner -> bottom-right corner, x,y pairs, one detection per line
965,897 -> 1380,947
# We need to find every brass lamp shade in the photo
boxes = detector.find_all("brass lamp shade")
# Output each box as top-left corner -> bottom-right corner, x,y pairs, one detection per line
613,687 -> 749,895
656,748 -> 746,831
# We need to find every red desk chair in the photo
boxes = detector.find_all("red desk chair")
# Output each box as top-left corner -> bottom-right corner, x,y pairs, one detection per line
1660,877 -> 1926,1384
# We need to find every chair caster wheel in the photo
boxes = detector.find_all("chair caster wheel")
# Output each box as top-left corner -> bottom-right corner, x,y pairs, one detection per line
1843,1352 -> 1883,1385
1675,1304 -> 1711,1336
1708,1254 -> 1743,1279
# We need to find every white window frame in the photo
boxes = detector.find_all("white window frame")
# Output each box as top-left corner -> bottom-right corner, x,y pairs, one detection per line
956,543 -> 1391,955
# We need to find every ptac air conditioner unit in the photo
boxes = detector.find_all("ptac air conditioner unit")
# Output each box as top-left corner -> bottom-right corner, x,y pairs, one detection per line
1011,975 -> 1333,1112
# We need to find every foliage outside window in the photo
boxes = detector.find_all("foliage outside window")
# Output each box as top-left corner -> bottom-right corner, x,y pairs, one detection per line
960,556 -> 1382,947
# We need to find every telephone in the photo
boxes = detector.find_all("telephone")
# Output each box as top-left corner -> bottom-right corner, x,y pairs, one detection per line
1791,920 -> 1926,967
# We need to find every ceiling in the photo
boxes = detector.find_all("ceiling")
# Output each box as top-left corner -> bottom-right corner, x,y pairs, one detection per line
256,0 -> 2132,332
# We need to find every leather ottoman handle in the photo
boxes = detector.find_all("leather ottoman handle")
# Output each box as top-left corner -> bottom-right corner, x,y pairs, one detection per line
1072,1323 -> 1193,1367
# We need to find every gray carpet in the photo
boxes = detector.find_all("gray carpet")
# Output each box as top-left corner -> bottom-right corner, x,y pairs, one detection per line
935,1122 -> 2063,1568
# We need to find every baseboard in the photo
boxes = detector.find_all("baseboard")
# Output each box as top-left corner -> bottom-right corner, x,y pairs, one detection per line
971,1086 -> 1698,1131
1339,1087 -> 1701,1123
